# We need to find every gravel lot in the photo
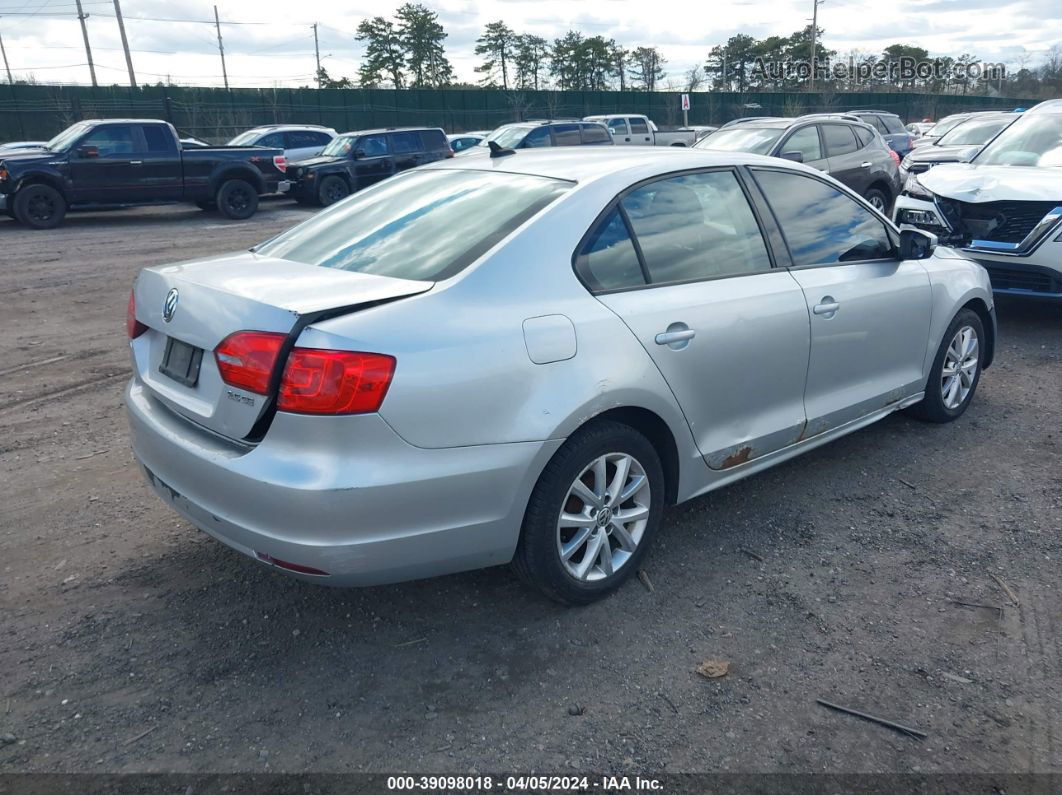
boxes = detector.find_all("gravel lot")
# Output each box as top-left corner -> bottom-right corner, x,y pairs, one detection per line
0,202 -> 1060,777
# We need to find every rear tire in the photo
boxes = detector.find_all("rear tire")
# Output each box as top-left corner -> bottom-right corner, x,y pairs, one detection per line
906,308 -> 984,423
512,420 -> 665,605
13,184 -> 67,229
215,179 -> 258,220
317,175 -> 350,207
864,187 -> 890,214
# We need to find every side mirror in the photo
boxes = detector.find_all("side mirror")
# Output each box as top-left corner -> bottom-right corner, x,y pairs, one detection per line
352,148 -> 366,159
899,228 -> 937,260
780,150 -> 804,163
77,145 -> 99,159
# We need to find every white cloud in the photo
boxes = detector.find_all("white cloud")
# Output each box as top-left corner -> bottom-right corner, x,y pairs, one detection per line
3,0 -> 1058,87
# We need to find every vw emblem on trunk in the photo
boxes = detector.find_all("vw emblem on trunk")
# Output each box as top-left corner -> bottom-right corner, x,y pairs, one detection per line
162,288 -> 179,323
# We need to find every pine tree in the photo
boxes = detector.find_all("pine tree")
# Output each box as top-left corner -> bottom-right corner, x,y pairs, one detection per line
356,17 -> 406,88
629,46 -> 667,91
396,3 -> 454,88
475,21 -> 517,89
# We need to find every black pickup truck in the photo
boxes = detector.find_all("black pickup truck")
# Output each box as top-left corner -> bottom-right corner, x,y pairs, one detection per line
0,119 -> 287,229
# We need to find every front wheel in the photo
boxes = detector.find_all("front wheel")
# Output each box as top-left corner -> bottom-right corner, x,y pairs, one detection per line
906,308 -> 984,423
13,184 -> 67,229
317,175 -> 350,207
512,420 -> 665,605
215,179 -> 259,220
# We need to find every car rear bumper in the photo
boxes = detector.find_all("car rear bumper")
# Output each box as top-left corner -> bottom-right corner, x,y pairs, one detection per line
126,377 -> 561,586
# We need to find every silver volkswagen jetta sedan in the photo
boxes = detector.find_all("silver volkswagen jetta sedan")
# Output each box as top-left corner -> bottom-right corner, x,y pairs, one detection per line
126,148 -> 995,604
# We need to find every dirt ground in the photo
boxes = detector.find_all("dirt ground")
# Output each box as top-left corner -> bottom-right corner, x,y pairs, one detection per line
0,201 -> 1060,778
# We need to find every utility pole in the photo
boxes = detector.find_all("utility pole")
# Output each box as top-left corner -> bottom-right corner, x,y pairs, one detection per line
214,5 -> 229,90
112,0 -> 136,88
0,27 -> 13,86
313,23 -> 321,87
809,0 -> 823,90
74,0 -> 97,87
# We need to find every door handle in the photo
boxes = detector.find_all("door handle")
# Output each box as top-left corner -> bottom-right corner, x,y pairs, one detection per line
130,160 -> 143,165
860,161 -> 872,168
813,297 -> 840,317
625,137 -> 631,142
655,325 -> 696,349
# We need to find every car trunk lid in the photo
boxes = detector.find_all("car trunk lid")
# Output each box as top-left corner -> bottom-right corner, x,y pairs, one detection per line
131,250 -> 431,440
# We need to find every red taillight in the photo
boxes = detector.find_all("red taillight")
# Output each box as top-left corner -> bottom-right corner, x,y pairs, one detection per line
127,289 -> 147,339
889,149 -> 901,166
214,331 -> 286,394
278,349 -> 395,415
273,154 -> 287,173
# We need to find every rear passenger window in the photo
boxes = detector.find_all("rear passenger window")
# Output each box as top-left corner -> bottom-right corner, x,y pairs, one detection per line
287,130 -> 326,148
391,132 -> 421,153
142,125 -> 175,154
629,118 -> 649,135
865,115 -> 889,134
822,124 -> 858,156
419,129 -> 447,150
580,124 -> 610,145
854,126 -> 874,148
881,115 -> 906,134
576,208 -> 645,291
620,170 -> 772,284
753,169 -> 894,266
552,124 -> 581,146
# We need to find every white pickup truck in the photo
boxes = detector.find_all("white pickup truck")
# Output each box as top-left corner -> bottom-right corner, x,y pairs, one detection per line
582,114 -> 714,147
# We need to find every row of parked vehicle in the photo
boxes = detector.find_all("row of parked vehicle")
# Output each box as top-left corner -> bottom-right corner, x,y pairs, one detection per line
2,103 -> 1059,309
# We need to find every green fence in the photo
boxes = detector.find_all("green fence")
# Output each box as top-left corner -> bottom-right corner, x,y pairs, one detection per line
0,83 -> 1035,142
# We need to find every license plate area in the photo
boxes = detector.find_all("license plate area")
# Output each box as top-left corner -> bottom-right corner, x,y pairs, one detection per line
159,336 -> 203,387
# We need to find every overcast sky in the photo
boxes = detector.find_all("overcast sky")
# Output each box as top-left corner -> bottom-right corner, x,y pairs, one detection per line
1,0 -> 1058,88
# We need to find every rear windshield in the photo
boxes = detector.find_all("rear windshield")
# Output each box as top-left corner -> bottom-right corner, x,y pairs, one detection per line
256,169 -> 572,281
694,127 -> 785,155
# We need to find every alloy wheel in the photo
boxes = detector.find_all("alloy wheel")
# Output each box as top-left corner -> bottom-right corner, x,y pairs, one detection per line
556,452 -> 651,582
28,194 -> 55,223
941,325 -> 979,409
227,187 -> 250,213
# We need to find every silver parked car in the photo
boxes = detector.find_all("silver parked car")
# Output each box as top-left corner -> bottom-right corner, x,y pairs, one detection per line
126,148 -> 996,604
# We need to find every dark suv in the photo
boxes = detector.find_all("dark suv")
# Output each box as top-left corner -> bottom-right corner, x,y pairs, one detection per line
694,115 -> 902,213
836,110 -> 915,156
283,127 -> 451,206
458,120 -> 613,156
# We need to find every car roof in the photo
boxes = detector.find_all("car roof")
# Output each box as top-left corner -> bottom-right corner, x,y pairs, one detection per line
420,145 -> 816,183
246,124 -> 335,132
1027,99 -> 1062,114
845,109 -> 900,116
335,127 -> 444,136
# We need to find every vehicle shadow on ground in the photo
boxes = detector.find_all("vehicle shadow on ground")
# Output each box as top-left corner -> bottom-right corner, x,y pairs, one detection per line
0,201 -> 316,233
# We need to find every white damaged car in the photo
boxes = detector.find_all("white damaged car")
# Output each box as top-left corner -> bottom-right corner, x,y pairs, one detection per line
894,99 -> 1062,301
